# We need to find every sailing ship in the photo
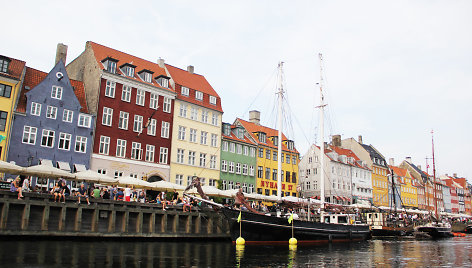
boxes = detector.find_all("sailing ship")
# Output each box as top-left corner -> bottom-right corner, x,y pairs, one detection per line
216,56 -> 371,244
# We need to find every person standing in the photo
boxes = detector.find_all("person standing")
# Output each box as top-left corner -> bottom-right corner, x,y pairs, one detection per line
124,186 -> 132,202
22,176 -> 30,193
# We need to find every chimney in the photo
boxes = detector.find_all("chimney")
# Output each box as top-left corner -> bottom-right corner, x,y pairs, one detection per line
158,58 -> 165,68
332,135 -> 341,147
187,65 -> 194,74
358,135 -> 363,144
249,110 -> 260,125
405,157 -> 412,163
453,173 -> 457,178
389,158 -> 394,166
55,43 -> 68,65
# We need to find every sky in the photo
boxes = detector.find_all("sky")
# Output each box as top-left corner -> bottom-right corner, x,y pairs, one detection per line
2,1 -> 472,180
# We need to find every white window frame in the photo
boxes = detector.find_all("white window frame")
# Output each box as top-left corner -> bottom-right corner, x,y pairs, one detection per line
118,111 -> 129,130
221,160 -> 228,172
46,105 -> 57,119
188,151 -> 196,165
201,110 -> 208,123
30,102 -> 41,116
58,132 -> 72,151
179,104 -> 187,118
41,129 -> 55,148
222,141 -> 228,151
236,163 -> 241,174
159,147 -> 168,164
175,174 -> 183,185
178,126 -> 186,140
116,139 -> 127,158
99,136 -> 110,155
163,97 -> 171,113
177,149 -> 185,163
75,136 -> 87,153
190,107 -> 198,120
210,155 -> 216,169
249,166 -> 255,176
161,121 -> 170,138
51,86 -> 63,100
199,153 -> 206,167
133,115 -> 143,133
22,126 -> 37,145
212,113 -> 218,126
200,131 -> 208,145
242,164 -> 248,175
102,107 -> 113,126
146,144 -> 155,162
209,96 -> 217,105
195,91 -> 203,101
131,142 -> 142,160
147,118 -> 157,136
62,109 -> 73,123
228,162 -> 234,173
181,86 -> 189,96
150,93 -> 159,109
105,81 -> 115,98
121,85 -> 131,102
78,114 -> 91,128
211,134 -> 218,147
136,88 -> 145,106
189,128 -> 197,143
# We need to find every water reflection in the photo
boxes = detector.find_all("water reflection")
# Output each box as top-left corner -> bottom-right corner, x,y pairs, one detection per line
1,237 -> 472,267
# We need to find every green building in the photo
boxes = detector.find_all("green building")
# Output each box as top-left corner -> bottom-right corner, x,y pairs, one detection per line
220,122 -> 257,193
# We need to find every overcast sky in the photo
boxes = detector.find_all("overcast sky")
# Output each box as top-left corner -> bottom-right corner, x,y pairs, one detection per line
3,1 -> 471,180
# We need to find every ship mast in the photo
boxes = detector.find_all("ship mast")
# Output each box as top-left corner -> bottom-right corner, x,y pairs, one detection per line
317,53 -> 327,209
276,62 -> 284,202
431,130 -> 439,220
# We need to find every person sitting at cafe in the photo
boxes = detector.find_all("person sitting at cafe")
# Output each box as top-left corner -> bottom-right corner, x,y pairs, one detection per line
51,182 -> 63,202
61,181 -> 70,203
10,177 -> 23,199
77,183 -> 91,205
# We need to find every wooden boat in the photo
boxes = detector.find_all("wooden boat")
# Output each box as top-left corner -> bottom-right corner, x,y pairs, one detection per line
367,212 -> 413,237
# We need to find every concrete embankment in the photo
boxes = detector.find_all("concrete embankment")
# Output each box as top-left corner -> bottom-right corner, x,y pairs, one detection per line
0,191 -> 230,240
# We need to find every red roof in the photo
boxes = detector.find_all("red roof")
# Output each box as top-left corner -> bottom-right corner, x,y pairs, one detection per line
236,118 -> 298,153
330,146 -> 360,161
87,41 -> 173,93
389,165 -> 408,177
17,67 -> 88,113
221,124 -> 257,145
0,55 -> 26,80
165,64 -> 223,113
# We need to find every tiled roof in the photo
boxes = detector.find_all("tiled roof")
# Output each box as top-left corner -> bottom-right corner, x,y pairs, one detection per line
222,124 -> 257,145
236,118 -> 298,153
389,165 -> 408,177
329,145 -> 370,170
16,67 -> 88,113
88,41 -> 173,93
165,64 -> 223,113
0,55 -> 26,80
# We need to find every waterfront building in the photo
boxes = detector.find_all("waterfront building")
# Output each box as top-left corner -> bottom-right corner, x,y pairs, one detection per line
440,180 -> 452,213
389,164 -> 418,209
235,111 -> 299,197
67,42 -> 175,181
341,136 -> 390,207
7,57 -> 94,189
219,122 -> 257,192
165,64 -> 223,187
0,55 -> 26,162
400,158 -> 429,210
447,175 -> 471,214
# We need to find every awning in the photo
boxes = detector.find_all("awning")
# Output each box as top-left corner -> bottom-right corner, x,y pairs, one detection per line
73,164 -> 87,172
56,161 -> 71,172
40,159 -> 53,167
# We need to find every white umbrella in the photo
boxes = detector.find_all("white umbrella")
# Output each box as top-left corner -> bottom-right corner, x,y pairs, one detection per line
149,180 -> 185,191
282,196 -> 301,203
221,189 -> 239,197
0,160 -> 25,174
24,163 -> 74,179
187,185 -> 230,197
74,170 -> 117,184
117,176 -> 152,188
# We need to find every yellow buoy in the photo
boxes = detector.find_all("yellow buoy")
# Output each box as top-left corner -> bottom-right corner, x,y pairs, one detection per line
236,236 -> 245,245
289,237 -> 298,245
289,244 -> 298,251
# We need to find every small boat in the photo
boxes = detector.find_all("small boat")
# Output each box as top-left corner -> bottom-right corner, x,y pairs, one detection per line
415,222 -> 453,238
367,212 -> 413,237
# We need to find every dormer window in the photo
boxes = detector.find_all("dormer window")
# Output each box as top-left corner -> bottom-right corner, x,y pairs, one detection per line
287,140 -> 294,150
195,91 -> 203,101
120,64 -> 136,77
156,76 -> 169,88
209,96 -> 217,105
235,128 -> 244,139
101,57 -> 118,73
138,69 -> 154,83
258,132 -> 266,143
272,136 -> 278,146
223,123 -> 231,136
181,86 -> 189,96
0,57 -> 10,73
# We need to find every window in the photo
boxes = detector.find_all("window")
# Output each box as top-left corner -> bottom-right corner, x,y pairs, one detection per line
281,153 -> 285,163
210,155 -> 217,169
190,107 -> 198,120
51,86 -> 63,99
41,129 -> 55,148
141,72 -> 152,83
22,126 -> 37,144
273,151 -> 278,161
200,131 -> 208,145
104,81 -> 115,98
114,171 -> 123,178
209,96 -> 217,105
178,126 -> 186,140
187,176 -> 193,186
123,65 -> 135,77
199,153 -> 206,167
121,86 -> 131,102
229,181 -> 234,190
181,86 -> 189,96
131,142 -> 142,160
236,163 -> 241,174
78,114 -> 91,128
136,89 -> 145,106
0,111 -> 7,131
250,148 -> 256,157
0,83 -> 12,98
58,133 -> 71,150
31,102 -> 41,116
189,128 -> 197,142
221,160 -> 228,171
99,136 -> 110,155
177,149 -> 185,163
229,162 -> 234,173
75,136 -> 87,153
97,169 -> 106,175
286,154 -> 290,164
149,93 -> 158,109
157,77 -> 169,88
46,106 -> 57,119
237,144 -> 242,154
244,146 -> 249,156
201,110 -> 208,123
147,119 -> 157,136
272,169 -> 277,180
62,109 -> 73,123
163,97 -> 171,113
159,147 -> 168,164
146,144 -> 155,162
212,113 -> 218,126
175,174 -> 183,185
188,151 -> 196,165
195,91 -> 203,101
230,143 -> 235,153
179,104 -> 187,117
104,60 -> 117,73
102,107 -> 113,126
211,134 -> 218,147
242,164 -> 248,175
257,166 -> 263,178
0,58 -> 10,73
249,166 -> 255,176
266,149 -> 271,159
161,121 -> 170,138
133,115 -> 143,133
116,139 -> 126,158
118,111 -> 129,130
258,148 -> 263,157
265,168 -> 270,179
259,133 -> 266,143
222,141 -> 228,151
293,156 -> 297,164
292,172 -> 297,183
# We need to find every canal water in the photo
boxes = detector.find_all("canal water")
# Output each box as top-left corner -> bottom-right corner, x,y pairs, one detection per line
1,236 -> 471,267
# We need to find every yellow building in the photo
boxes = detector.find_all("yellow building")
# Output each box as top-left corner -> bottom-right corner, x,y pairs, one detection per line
390,165 -> 417,208
236,111 -> 299,197
166,64 -> 223,187
372,165 -> 389,207
0,55 -> 26,162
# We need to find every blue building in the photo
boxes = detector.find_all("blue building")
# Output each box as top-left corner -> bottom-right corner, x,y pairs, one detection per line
8,60 -> 94,190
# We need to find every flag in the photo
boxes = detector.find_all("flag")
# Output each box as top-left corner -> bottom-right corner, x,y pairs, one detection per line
288,214 -> 294,224
237,211 -> 241,223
